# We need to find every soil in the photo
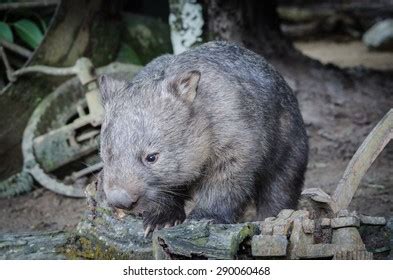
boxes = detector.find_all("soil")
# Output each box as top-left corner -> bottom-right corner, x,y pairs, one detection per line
0,39 -> 392,234
294,40 -> 393,70
0,187 -> 85,233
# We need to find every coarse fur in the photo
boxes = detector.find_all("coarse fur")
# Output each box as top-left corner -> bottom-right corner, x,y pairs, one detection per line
98,41 -> 308,233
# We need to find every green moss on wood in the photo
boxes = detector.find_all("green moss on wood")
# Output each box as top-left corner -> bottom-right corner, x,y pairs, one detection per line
61,235 -> 132,260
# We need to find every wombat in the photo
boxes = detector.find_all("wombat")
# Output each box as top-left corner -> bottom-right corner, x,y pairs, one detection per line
98,41 -> 308,236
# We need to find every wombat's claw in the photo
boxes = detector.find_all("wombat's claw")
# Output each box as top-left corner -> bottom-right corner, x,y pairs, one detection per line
143,219 -> 183,237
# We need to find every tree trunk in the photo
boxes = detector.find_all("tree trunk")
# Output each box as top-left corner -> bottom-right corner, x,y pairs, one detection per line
202,0 -> 293,58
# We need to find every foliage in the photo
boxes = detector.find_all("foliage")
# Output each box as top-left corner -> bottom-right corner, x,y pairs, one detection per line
116,43 -> 142,65
12,19 -> 44,49
0,21 -> 13,42
0,17 -> 46,50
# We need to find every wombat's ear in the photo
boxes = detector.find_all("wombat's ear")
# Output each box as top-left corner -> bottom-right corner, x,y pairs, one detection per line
98,75 -> 128,106
168,70 -> 201,103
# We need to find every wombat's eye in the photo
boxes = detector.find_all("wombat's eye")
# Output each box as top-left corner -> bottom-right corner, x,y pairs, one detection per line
145,153 -> 159,164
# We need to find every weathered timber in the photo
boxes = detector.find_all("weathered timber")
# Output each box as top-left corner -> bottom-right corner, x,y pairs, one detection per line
61,177 -> 153,260
332,109 -> 392,213
153,221 -> 258,260
0,231 -> 68,260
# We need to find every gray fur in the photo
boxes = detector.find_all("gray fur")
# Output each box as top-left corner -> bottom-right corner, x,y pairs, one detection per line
98,41 -> 308,230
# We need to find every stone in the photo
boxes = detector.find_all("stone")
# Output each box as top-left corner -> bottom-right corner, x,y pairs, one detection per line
337,209 -> 350,217
301,188 -> 332,204
359,214 -> 386,225
332,227 -> 365,250
277,209 -> 295,220
272,221 -> 293,236
275,242 -> 372,260
320,218 -> 331,228
331,217 -> 360,228
260,210 -> 299,236
314,227 -> 333,244
363,19 -> 393,50
260,222 -> 274,235
290,210 -> 310,220
289,218 -> 314,259
302,219 -> 315,234
264,217 -> 276,223
297,244 -> 336,259
251,235 -> 288,257
334,250 -> 373,260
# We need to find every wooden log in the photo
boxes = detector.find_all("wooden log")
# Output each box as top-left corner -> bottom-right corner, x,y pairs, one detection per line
332,109 -> 393,213
153,221 -> 258,259
0,231 -> 68,260
61,177 -> 154,259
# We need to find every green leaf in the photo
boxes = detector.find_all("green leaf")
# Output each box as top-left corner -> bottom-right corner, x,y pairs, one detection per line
13,19 -> 43,49
116,43 -> 142,65
0,21 -> 14,43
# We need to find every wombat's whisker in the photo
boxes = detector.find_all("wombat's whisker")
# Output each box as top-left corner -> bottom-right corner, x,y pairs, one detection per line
78,161 -> 102,179
80,161 -> 94,168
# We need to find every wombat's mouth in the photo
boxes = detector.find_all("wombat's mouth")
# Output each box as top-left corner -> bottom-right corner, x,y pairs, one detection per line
116,202 -> 143,216
115,207 -> 143,219
125,197 -> 145,215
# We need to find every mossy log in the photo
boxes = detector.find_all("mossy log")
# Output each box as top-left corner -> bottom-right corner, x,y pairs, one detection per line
1,177 -> 393,260
152,221 -> 258,260
63,178 -> 153,260
61,177 -> 259,260
0,231 -> 68,260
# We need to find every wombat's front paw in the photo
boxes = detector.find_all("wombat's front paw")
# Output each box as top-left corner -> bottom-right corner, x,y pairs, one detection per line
143,208 -> 186,237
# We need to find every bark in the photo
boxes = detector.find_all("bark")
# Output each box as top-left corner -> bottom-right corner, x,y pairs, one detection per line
202,0 -> 293,58
0,231 -> 68,260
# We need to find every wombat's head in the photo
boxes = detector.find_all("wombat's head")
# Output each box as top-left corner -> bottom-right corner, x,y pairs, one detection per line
98,71 -> 211,214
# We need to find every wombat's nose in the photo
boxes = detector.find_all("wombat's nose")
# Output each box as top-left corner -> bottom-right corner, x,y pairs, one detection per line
106,188 -> 138,209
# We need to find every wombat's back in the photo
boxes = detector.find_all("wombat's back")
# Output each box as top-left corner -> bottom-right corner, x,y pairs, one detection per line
136,41 -> 301,128
131,41 -> 308,221
164,41 -> 306,150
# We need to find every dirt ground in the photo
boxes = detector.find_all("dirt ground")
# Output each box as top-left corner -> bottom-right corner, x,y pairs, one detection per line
294,40 -> 393,70
0,39 -> 392,234
0,187 -> 86,233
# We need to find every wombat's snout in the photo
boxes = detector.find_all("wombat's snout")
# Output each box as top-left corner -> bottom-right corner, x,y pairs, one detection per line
105,188 -> 139,210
